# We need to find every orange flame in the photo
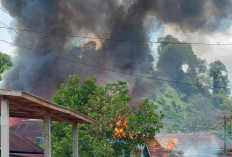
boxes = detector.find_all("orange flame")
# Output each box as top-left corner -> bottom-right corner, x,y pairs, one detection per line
150,138 -> 164,150
113,116 -> 133,138
166,137 -> 176,150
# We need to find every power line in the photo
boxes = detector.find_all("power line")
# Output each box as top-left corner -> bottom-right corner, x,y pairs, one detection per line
0,6 -> 161,99
0,7 -> 158,98
0,7 -> 231,90
0,39 -> 231,90
0,6 -> 142,94
0,7 -> 8,14
1,25 -> 232,46
0,21 -> 135,90
1,7 -> 232,86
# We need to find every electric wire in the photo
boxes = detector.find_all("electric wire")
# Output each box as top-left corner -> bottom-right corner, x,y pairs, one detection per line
0,21 -> 139,93
1,5 -> 232,92
0,39 -> 231,90
1,25 -> 232,46
0,7 -> 158,97
1,7 -> 232,90
1,4 -> 230,135
0,5 -> 231,46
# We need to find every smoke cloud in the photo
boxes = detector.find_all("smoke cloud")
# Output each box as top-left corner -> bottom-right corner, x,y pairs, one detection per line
1,0 -> 232,99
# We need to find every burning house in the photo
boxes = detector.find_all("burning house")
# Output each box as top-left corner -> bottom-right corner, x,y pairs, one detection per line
134,132 -> 232,157
147,138 -> 183,157
155,132 -> 232,157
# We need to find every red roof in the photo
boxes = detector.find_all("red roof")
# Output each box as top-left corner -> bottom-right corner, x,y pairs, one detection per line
0,128 -> 43,154
10,119 -> 43,144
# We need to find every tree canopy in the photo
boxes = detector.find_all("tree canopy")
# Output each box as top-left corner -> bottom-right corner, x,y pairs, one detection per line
0,52 -> 12,80
50,35 -> 232,156
152,35 -> 232,136
209,60 -> 230,95
157,35 -> 207,95
51,75 -> 163,157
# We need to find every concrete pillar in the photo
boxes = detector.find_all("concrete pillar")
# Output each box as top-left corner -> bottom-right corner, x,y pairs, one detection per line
72,123 -> 78,157
1,99 -> 9,157
44,113 -> 51,157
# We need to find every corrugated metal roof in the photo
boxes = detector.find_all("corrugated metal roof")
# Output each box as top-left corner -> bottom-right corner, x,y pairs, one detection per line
0,128 -> 43,154
10,120 -> 43,144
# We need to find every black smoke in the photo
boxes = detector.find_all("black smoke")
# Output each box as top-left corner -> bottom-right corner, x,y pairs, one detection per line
1,0 -> 232,99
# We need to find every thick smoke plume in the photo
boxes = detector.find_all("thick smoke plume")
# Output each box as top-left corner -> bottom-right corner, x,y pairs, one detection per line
1,0 -> 232,99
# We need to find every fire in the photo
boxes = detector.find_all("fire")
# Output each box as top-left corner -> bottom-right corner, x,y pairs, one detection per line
166,137 -> 177,150
150,137 -> 176,150
149,137 -> 178,157
113,116 -> 133,138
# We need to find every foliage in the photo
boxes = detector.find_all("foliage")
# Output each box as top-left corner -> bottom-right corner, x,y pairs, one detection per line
154,84 -> 199,132
51,35 -> 232,153
209,60 -> 230,95
154,35 -> 232,136
211,94 -> 232,110
157,35 -> 208,95
51,75 -> 163,157
0,52 -> 12,80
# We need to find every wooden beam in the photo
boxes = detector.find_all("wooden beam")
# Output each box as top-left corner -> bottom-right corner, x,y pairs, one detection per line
51,115 -> 75,123
21,92 -> 94,124
0,89 -> 95,124
10,112 -> 43,118
5,96 -> 47,114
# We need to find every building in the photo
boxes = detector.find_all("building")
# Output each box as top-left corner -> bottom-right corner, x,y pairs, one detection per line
148,138 -> 183,157
0,128 -> 44,157
0,89 -> 95,157
155,132 -> 232,157
10,119 -> 43,144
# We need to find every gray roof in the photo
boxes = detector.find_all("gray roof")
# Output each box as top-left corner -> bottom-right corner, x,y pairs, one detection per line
156,132 -> 232,155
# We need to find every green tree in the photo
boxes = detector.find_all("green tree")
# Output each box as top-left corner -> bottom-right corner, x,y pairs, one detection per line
154,84 -> 198,132
157,35 -> 207,95
209,60 -> 230,95
51,75 -> 163,157
154,84 -> 218,133
0,52 -> 12,80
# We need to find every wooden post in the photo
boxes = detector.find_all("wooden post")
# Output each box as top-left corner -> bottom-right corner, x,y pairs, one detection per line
72,123 -> 78,157
1,99 -> 9,157
44,113 -> 51,157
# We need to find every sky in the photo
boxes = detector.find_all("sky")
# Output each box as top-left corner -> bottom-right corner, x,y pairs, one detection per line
0,3 -> 16,56
0,2 -> 232,89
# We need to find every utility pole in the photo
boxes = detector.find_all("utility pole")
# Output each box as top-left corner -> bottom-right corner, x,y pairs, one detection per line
223,116 -> 232,157
224,116 -> 227,157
